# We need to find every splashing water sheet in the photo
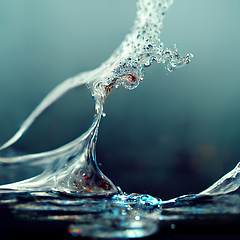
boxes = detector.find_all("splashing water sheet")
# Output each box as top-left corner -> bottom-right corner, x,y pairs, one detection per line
1,0 -> 240,239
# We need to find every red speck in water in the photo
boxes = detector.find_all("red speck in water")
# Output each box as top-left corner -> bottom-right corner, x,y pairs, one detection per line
98,183 -> 111,190
85,175 -> 90,180
129,74 -> 136,82
75,172 -> 78,175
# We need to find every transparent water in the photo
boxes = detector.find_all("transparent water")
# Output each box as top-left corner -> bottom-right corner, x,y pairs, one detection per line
0,0 -> 239,238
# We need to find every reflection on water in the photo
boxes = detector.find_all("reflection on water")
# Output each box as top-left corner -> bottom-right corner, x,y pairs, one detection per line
0,0 -> 239,238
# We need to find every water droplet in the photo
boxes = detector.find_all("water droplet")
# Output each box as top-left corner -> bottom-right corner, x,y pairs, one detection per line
167,63 -> 174,72
121,210 -> 127,216
144,62 -> 151,67
174,43 -> 178,51
170,224 -> 176,230
135,215 -> 140,221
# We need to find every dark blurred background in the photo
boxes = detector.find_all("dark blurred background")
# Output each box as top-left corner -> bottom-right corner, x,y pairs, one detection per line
0,0 -> 240,200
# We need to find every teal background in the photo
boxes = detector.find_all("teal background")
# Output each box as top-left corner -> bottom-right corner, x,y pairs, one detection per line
0,0 -> 240,200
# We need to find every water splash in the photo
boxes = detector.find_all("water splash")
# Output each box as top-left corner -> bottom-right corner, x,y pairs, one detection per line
1,0 -> 240,239
0,0 -> 192,196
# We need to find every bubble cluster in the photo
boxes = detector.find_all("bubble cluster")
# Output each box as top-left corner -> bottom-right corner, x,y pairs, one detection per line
160,44 -> 193,72
103,43 -> 192,95
100,0 -> 192,97
105,61 -> 144,95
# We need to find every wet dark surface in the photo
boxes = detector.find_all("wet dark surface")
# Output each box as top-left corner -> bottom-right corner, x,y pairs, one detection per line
1,193 -> 240,240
